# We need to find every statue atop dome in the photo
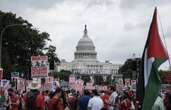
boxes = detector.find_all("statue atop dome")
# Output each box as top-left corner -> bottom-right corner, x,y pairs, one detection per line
84,25 -> 88,37
74,25 -> 97,62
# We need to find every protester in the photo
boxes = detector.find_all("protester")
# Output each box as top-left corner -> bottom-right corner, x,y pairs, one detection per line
127,87 -> 134,99
6,88 -> 19,110
120,92 -> 132,110
26,80 -> 41,110
44,90 -> 50,110
68,92 -> 78,110
88,89 -> 103,110
36,91 -> 45,110
164,93 -> 171,110
151,95 -> 165,110
78,90 -> 91,110
100,91 -> 109,110
108,86 -> 119,110
48,87 -> 65,110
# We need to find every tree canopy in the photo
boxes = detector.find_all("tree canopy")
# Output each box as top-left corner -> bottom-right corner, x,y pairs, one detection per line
46,45 -> 60,70
119,58 -> 141,79
0,11 -> 57,79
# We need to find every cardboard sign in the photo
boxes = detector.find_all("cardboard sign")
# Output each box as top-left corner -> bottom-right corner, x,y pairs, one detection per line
69,74 -> 75,84
31,56 -> 49,77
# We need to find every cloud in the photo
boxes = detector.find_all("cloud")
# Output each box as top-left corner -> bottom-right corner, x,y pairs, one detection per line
166,26 -> 171,38
85,0 -> 115,7
0,0 -> 171,66
0,0 -> 61,10
120,0 -> 171,10
123,21 -> 148,31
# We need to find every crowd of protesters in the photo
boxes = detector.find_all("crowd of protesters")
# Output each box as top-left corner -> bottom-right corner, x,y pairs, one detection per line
0,81 -> 171,110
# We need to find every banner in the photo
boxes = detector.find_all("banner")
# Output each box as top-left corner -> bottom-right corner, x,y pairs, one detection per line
31,56 -> 49,77
0,80 -> 11,91
0,68 -> 3,80
41,82 -> 52,91
69,74 -> 75,84
17,78 -> 26,92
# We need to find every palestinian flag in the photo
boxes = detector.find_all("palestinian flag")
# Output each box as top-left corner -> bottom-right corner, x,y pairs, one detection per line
142,8 -> 169,110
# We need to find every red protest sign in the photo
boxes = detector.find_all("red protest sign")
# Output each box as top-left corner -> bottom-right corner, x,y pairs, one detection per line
31,56 -> 49,77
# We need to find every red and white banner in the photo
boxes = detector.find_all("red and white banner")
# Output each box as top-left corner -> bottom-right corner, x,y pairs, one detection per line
69,74 -> 75,84
69,79 -> 84,94
0,80 -> 11,91
31,56 -> 49,77
41,82 -> 52,91
46,77 -> 54,83
0,68 -> 3,80
17,78 -> 26,92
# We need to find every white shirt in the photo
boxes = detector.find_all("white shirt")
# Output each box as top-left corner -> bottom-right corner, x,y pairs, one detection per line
108,91 -> 118,105
88,96 -> 103,110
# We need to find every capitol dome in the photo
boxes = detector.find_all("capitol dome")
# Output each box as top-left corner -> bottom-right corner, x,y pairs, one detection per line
74,25 -> 97,62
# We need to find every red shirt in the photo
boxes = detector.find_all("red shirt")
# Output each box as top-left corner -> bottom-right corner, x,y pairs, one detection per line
101,94 -> 109,109
36,93 -> 45,110
57,100 -> 65,110
128,90 -> 134,98
48,96 -> 58,110
48,96 -> 64,110
120,99 -> 131,110
8,93 -> 19,110
0,90 -> 4,96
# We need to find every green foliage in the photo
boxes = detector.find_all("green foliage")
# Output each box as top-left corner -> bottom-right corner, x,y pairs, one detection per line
0,11 -> 51,79
81,75 -> 91,83
159,70 -> 171,83
45,45 -> 60,70
119,58 -> 141,79
106,75 -> 112,85
94,75 -> 103,85
51,70 -> 71,81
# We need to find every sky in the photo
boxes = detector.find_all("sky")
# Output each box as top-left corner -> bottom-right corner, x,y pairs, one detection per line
0,0 -> 171,67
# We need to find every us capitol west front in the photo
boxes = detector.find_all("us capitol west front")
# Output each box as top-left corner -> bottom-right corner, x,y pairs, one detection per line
56,25 -> 122,82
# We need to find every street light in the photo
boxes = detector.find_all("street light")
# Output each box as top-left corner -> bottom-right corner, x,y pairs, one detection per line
0,23 -> 27,68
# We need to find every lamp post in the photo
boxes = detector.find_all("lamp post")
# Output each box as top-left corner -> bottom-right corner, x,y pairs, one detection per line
0,23 -> 27,68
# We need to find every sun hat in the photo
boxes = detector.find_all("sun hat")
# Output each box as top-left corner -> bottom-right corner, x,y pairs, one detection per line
29,80 -> 41,90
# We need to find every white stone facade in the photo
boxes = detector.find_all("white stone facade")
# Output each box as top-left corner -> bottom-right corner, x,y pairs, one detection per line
57,25 -> 121,77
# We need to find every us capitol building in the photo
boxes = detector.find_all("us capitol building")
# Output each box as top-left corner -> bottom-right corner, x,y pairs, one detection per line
57,25 -> 122,81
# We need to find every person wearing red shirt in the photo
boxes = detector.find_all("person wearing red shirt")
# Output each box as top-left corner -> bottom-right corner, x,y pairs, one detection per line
120,95 -> 131,110
36,92 -> 45,110
48,87 -> 65,110
7,88 -> 19,110
127,87 -> 134,99
100,91 -> 109,110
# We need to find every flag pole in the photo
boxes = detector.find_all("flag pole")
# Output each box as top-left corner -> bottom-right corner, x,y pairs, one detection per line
158,8 -> 171,70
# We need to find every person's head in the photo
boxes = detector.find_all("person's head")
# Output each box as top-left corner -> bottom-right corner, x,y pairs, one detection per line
8,88 -> 14,96
29,80 -> 41,91
84,90 -> 90,96
55,87 -> 62,97
109,86 -> 116,92
92,89 -> 99,96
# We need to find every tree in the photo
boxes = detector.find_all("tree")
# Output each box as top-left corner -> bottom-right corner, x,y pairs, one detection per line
51,70 -> 71,81
106,75 -> 112,85
45,45 -> 60,70
0,11 -> 50,79
81,75 -> 91,83
94,75 -> 103,85
119,58 -> 141,80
